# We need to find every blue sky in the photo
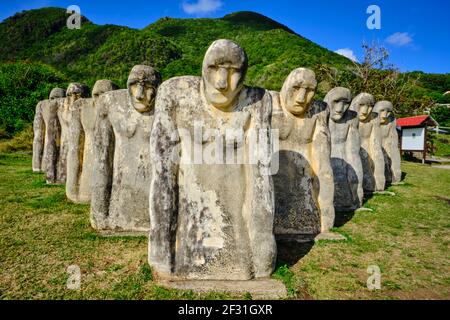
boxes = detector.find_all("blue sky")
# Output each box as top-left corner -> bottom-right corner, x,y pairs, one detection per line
1,0 -> 449,73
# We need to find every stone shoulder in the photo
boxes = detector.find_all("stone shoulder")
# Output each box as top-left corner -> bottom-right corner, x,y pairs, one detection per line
158,76 -> 201,95
71,97 -> 94,110
310,100 -> 330,121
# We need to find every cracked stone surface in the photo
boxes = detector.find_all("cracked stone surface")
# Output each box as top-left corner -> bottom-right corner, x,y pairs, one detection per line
350,93 -> 385,194
90,66 -> 161,232
66,80 -> 118,204
326,87 -> 364,212
270,68 -> 335,238
148,40 -> 276,281
374,100 -> 402,186
33,88 -> 66,184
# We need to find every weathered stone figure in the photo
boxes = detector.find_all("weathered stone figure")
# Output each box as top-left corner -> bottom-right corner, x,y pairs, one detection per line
58,83 -> 89,184
374,100 -> 401,186
149,39 -> 276,280
91,66 -> 161,232
270,68 -> 334,238
350,93 -> 385,194
326,87 -> 363,212
66,80 -> 119,203
33,88 -> 66,183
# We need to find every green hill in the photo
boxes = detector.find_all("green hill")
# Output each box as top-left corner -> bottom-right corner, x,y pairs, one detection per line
0,7 -> 352,89
0,7 -> 448,135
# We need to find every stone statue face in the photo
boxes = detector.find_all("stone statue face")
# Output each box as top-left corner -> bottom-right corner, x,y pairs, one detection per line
374,101 -> 394,125
127,65 -> 162,113
351,93 -> 375,122
202,39 -> 248,111
92,80 -> 118,104
280,68 -> 317,116
66,83 -> 89,107
325,87 -> 352,122
49,88 -> 66,100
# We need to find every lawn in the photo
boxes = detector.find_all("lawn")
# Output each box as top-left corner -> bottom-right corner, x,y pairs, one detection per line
0,151 -> 449,300
431,133 -> 450,158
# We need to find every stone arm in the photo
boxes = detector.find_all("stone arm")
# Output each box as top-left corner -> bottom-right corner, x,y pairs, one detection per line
246,91 -> 277,278
44,100 -> 62,184
148,83 -> 179,277
56,99 -> 68,183
389,121 -> 402,183
371,118 -> 386,191
312,105 -> 335,232
32,102 -> 45,172
346,118 -> 364,207
90,98 -> 114,229
66,100 -> 82,201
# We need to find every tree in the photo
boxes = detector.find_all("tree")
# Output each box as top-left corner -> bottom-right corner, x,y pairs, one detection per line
317,42 -> 435,117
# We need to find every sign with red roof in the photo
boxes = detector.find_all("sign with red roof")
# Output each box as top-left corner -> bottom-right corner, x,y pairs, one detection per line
397,115 -> 438,128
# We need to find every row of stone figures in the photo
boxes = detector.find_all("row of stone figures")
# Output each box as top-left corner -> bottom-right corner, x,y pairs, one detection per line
33,39 -> 401,281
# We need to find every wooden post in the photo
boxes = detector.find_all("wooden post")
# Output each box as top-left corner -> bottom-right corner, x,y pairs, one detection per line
423,125 -> 427,164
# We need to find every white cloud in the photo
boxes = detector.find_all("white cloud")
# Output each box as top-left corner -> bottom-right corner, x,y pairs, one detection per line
334,48 -> 358,62
182,0 -> 223,15
385,32 -> 413,46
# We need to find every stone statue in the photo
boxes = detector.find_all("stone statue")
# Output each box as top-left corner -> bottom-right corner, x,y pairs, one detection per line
149,39 -> 276,280
91,66 -> 161,232
326,87 -> 363,212
350,93 -> 385,194
66,80 -> 119,203
58,83 -> 89,184
33,88 -> 65,183
374,100 -> 401,186
270,68 -> 335,238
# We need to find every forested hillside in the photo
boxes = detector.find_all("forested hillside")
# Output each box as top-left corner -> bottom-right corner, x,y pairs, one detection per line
0,7 -> 448,135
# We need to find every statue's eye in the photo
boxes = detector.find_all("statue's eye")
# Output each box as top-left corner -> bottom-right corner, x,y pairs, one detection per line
208,65 -> 218,71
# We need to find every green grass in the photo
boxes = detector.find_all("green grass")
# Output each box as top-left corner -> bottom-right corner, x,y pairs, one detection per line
0,152 -> 449,299
432,133 -> 450,158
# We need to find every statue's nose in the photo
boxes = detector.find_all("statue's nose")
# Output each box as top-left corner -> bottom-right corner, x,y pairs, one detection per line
215,68 -> 228,91
295,88 -> 306,104
135,84 -> 145,100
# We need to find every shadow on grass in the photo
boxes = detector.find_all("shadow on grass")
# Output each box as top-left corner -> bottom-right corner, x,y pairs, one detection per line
334,210 -> 356,228
276,239 -> 314,267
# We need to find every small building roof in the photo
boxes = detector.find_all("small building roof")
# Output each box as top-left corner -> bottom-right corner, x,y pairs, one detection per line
397,115 -> 438,128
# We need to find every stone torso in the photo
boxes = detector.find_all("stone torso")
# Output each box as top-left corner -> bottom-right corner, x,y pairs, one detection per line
329,111 -> 362,211
79,98 -> 96,201
158,76 -> 269,279
380,119 -> 401,185
270,91 -> 324,236
104,89 -> 154,231
34,99 -> 61,179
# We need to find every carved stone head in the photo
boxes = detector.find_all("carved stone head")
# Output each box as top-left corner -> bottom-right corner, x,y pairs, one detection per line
325,87 -> 352,122
66,83 -> 90,106
351,93 -> 375,122
374,100 -> 394,125
92,80 -> 119,104
280,68 -> 317,117
202,39 -> 248,111
49,88 -> 66,100
127,65 -> 162,113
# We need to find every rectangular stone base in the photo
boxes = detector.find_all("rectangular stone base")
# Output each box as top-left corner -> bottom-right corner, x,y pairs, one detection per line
97,230 -> 148,237
159,279 -> 288,300
314,232 -> 347,242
